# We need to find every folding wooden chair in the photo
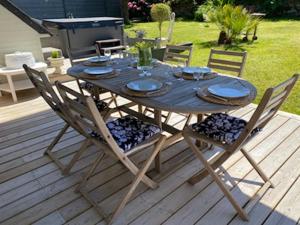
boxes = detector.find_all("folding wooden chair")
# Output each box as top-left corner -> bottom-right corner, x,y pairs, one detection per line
163,44 -> 193,67
183,74 -> 299,220
55,81 -> 166,225
67,45 -> 122,116
207,49 -> 247,77
143,44 -> 193,125
23,65 -> 112,175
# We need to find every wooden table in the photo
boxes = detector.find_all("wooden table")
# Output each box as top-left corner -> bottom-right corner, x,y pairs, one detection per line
67,59 -> 257,149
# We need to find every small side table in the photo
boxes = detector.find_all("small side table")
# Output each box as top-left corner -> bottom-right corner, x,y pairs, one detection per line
0,62 -> 47,103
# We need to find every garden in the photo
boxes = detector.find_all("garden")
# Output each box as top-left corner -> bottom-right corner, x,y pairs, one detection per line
125,0 -> 300,114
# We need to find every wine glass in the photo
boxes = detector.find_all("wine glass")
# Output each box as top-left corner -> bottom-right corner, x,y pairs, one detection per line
104,49 -> 111,59
193,71 -> 203,90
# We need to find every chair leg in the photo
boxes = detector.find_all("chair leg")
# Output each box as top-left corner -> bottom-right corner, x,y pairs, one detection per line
108,135 -> 166,225
164,112 -> 172,124
184,114 -> 193,127
76,151 -> 106,192
76,79 -> 84,94
44,123 -> 70,156
184,134 -> 249,221
240,148 -> 274,188
62,139 -> 91,175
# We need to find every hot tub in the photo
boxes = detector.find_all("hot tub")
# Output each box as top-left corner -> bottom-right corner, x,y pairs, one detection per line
42,17 -> 124,56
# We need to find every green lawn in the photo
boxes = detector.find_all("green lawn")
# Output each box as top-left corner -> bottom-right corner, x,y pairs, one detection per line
125,20 -> 300,115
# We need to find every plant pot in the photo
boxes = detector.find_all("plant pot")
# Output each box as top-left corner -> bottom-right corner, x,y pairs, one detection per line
48,57 -> 64,74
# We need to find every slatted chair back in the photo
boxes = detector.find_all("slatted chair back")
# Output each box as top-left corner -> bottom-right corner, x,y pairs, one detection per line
207,49 -> 247,77
67,45 -> 99,66
230,74 -> 299,151
163,44 -> 193,67
23,64 -> 64,117
166,12 -> 176,42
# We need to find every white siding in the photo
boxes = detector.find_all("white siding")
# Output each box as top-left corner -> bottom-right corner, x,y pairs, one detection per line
0,5 -> 44,66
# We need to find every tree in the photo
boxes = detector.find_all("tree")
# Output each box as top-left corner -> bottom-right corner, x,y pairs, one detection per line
122,0 -> 130,24
150,3 -> 171,39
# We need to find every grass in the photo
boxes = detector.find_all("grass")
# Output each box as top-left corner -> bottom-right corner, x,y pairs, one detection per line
125,20 -> 300,115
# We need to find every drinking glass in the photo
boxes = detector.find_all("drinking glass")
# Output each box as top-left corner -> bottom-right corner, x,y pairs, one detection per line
193,71 -> 203,90
104,49 -> 111,59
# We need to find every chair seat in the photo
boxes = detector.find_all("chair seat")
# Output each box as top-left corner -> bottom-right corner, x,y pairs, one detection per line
75,97 -> 108,112
91,115 -> 161,152
191,113 -> 261,145
80,82 -> 96,93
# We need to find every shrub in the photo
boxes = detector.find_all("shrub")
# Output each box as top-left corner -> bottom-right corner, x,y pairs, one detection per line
207,4 -> 260,44
151,3 -> 171,38
168,0 -> 197,19
51,51 -> 60,58
128,0 -> 152,21
194,0 -> 236,22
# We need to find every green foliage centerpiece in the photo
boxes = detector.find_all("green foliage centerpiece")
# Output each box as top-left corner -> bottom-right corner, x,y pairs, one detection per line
136,41 -> 153,68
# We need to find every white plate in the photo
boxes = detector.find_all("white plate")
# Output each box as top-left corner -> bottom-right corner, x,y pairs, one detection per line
88,56 -> 109,63
183,67 -> 211,74
208,83 -> 250,99
126,79 -> 163,92
83,67 -> 113,75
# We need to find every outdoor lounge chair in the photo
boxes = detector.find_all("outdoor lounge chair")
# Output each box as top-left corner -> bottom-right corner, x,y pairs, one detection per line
207,49 -> 248,77
23,65 -> 112,175
55,81 -> 166,225
182,74 -> 299,220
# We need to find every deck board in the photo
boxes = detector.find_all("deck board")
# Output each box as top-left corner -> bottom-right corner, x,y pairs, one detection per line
0,80 -> 299,225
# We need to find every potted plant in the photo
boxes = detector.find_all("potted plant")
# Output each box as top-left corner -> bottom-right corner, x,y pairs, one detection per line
135,41 -> 153,67
48,50 -> 64,74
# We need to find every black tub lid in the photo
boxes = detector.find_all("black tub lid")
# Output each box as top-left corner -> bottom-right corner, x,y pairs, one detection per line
43,17 -> 123,24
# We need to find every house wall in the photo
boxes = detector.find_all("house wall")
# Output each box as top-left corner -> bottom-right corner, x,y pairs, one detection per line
10,0 -> 121,19
0,5 -> 44,66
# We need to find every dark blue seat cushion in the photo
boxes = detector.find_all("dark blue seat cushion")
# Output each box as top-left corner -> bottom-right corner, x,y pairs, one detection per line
91,115 -> 161,152
191,113 -> 261,145
80,82 -> 96,93
75,97 -> 108,112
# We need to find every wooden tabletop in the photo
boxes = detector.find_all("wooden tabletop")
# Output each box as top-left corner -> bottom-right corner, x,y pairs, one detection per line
67,59 -> 257,114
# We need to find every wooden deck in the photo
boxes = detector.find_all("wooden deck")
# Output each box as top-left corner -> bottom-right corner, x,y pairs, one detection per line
0,80 -> 300,225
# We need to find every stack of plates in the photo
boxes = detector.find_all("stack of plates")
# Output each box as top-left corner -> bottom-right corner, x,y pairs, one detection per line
83,67 -> 114,76
126,79 -> 163,92
183,67 -> 212,77
207,83 -> 250,99
86,56 -> 110,66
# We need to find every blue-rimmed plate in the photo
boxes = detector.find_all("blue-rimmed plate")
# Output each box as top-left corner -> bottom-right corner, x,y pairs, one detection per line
208,83 -> 250,99
183,67 -> 212,75
88,56 -> 109,63
83,67 -> 113,75
126,79 -> 163,92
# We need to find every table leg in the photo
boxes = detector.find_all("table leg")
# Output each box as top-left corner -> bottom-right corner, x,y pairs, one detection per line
138,104 -> 143,113
7,75 -> 17,103
195,114 -> 203,147
154,109 -> 162,173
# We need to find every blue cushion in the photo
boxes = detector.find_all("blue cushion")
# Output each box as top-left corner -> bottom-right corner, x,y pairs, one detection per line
191,113 -> 261,145
91,115 -> 161,152
75,97 -> 108,112
80,82 -> 95,93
